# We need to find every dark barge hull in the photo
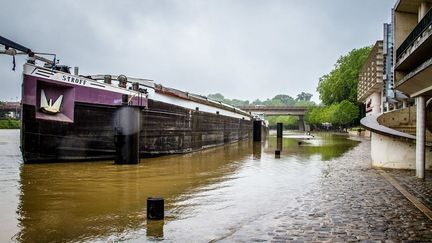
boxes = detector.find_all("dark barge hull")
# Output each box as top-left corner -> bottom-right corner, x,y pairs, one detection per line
21,99 -> 252,163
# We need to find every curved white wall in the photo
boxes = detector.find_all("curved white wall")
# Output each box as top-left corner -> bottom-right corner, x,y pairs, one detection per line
371,132 -> 432,170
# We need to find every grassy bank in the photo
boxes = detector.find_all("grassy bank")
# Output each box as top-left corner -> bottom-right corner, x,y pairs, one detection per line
0,119 -> 21,129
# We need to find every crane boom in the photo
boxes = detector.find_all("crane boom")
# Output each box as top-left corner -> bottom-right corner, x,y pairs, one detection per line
0,36 -> 32,54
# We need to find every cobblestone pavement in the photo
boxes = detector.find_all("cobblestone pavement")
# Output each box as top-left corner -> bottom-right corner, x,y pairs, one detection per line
224,138 -> 432,242
384,169 -> 432,211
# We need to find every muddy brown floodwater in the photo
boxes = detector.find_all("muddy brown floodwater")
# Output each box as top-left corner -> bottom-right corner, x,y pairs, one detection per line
0,130 -> 360,242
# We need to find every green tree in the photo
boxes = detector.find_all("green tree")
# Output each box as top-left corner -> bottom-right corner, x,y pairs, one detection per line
323,104 -> 337,124
271,94 -> 295,106
267,115 -> 299,129
332,100 -> 359,126
230,99 -> 249,106
305,106 -> 321,125
251,99 -> 263,105
296,92 -> 313,102
208,93 -> 225,102
305,101 -> 358,128
295,100 -> 315,107
207,93 -> 315,108
317,46 -> 372,105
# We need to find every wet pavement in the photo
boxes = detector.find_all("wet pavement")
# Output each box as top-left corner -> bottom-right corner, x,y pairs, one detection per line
224,138 -> 432,242
384,169 -> 432,211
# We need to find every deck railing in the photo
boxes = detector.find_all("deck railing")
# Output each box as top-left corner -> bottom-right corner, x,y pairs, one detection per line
396,7 -> 432,61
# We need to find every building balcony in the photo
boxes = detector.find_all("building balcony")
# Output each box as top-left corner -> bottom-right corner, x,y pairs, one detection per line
358,79 -> 383,102
396,57 -> 432,97
395,7 -> 432,72
394,0 -> 432,97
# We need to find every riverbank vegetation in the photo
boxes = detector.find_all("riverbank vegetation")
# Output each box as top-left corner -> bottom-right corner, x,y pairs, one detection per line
208,46 -> 371,130
306,46 -> 372,129
0,119 -> 21,129
207,92 -> 315,128
305,100 -> 359,130
207,92 -> 315,107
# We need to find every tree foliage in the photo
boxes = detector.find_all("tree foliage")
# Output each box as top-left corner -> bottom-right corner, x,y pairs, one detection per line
207,93 -> 250,106
207,93 -> 316,107
305,101 -> 358,127
267,116 -> 298,129
0,119 -> 20,129
333,100 -> 359,126
271,94 -> 295,106
296,92 -> 313,102
317,46 -> 372,105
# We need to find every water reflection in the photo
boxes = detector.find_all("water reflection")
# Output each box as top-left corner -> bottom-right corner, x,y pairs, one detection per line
276,137 -> 283,152
252,142 -> 262,160
13,132 -> 360,242
16,141 -> 252,242
267,133 -> 359,161
146,220 -> 164,239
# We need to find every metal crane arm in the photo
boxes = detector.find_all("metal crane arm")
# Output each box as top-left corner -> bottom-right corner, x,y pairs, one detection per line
0,36 -> 31,54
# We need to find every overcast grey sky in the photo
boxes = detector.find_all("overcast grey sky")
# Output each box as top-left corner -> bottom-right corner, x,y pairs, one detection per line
0,0 -> 394,103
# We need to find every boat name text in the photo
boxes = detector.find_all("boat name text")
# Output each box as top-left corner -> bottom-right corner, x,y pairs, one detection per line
62,75 -> 87,86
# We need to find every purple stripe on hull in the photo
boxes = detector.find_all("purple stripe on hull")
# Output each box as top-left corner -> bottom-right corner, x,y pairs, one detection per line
22,74 -> 148,108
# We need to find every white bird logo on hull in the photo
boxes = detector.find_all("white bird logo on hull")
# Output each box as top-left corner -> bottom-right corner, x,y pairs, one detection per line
40,89 -> 63,114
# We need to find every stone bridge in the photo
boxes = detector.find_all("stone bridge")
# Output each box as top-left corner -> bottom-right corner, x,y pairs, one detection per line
237,105 -> 308,131
237,105 -> 307,116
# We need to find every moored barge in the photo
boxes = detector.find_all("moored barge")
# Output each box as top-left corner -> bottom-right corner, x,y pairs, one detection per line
1,36 -> 253,163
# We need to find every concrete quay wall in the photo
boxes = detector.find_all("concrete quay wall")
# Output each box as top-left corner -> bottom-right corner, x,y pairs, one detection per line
361,110 -> 432,171
371,132 -> 432,170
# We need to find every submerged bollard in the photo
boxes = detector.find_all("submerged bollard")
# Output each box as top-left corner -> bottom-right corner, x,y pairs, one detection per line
253,120 -> 262,142
277,137 -> 283,152
147,197 -> 164,220
114,96 -> 141,164
277,123 -> 283,138
275,150 -> 281,158
146,219 -> 164,238
253,142 -> 262,160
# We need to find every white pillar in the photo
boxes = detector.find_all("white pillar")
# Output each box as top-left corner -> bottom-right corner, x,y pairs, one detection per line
402,100 -> 407,109
416,96 -> 426,179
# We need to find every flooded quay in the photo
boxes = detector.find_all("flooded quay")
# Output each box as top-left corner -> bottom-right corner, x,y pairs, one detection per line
1,129 -> 431,242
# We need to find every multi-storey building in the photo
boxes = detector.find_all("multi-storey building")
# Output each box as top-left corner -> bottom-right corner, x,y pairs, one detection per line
393,0 -> 432,178
358,41 -> 384,115
358,23 -> 407,116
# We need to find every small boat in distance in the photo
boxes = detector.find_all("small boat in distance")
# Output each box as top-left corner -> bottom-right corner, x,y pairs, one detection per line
0,36 -> 253,163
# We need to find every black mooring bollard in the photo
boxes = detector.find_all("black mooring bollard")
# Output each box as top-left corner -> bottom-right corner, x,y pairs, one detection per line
277,122 -> 283,138
147,197 -> 164,220
114,97 -> 140,164
275,150 -> 281,158
253,142 -> 262,160
253,120 -> 262,142
277,137 -> 283,152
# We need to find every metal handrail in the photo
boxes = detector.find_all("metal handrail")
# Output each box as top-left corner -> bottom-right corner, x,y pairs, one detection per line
396,7 -> 432,60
